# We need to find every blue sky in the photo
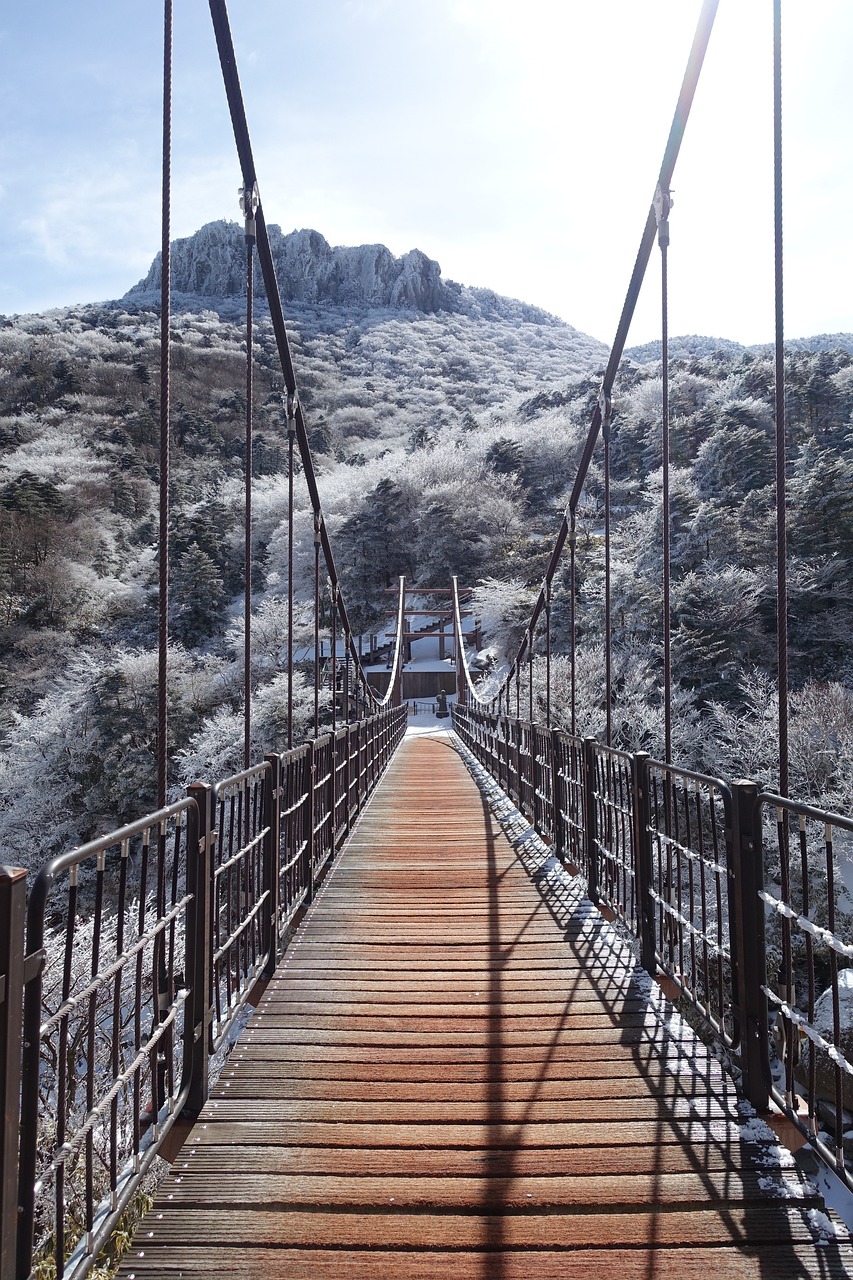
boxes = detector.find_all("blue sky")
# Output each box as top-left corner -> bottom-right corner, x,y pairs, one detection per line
1,1 -> 850,345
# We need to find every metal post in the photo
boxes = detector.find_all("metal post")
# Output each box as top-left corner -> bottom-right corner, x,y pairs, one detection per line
632,753 -> 656,974
551,730 -> 565,864
262,754 -> 281,978
182,783 -> 213,1117
17,867 -> 50,1280
305,739 -> 317,901
731,779 -> 771,1112
583,737 -> 600,903
0,867 -> 26,1279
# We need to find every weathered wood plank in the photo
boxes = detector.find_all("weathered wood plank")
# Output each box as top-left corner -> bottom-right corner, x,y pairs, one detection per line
119,1245 -> 852,1279
170,1118 -> 751,1149
149,1169 -> 819,1208
178,1143 -> 764,1177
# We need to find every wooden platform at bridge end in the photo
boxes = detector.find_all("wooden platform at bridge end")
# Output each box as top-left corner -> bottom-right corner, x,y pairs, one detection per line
119,731 -> 853,1278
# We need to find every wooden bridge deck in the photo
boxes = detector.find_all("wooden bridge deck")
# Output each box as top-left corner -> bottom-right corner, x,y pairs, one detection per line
121,731 -> 853,1278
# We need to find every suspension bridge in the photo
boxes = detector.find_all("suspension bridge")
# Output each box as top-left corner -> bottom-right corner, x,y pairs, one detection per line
3,0 -> 853,1277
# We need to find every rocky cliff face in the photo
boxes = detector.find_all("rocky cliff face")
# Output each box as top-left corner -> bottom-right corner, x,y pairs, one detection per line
128,221 -> 456,313
125,220 -> 565,326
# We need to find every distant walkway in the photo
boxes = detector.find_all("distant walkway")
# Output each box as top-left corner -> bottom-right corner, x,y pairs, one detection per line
120,733 -> 853,1279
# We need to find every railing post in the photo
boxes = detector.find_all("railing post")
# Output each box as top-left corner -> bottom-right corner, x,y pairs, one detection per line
262,754 -> 281,979
328,735 -> 338,853
305,739 -> 317,902
1,867 -> 26,1280
731,779 -> 771,1112
537,728 -> 548,839
183,783 -> 213,1118
17,867 -> 50,1280
632,752 -> 656,975
550,729 -> 565,864
583,737 -> 599,903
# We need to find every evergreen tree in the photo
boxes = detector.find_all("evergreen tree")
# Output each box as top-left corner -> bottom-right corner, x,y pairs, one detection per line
171,543 -> 228,645
338,479 -> 415,628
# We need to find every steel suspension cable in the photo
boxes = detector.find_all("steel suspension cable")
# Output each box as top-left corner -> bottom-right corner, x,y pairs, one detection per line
602,393 -> 612,748
207,0 -> 387,717
331,586 -> 338,731
462,0 -> 719,719
570,516 -> 577,736
545,581 -> 551,726
287,397 -> 296,749
774,0 -> 789,797
313,514 -> 321,735
656,185 -> 673,764
528,629 -> 534,722
157,0 -> 172,811
241,198 -> 257,770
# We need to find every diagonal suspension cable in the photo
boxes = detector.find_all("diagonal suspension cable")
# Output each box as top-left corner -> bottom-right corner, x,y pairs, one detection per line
207,0 -> 404,719
464,0 -> 719,717
241,195 -> 256,769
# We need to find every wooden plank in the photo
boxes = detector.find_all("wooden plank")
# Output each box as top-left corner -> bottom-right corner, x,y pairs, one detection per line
120,1245 -> 853,1279
209,1078 -> 737,1104
126,1205 -> 834,1248
119,734 -> 853,1280
148,1169 -> 819,1208
179,1143 -> 764,1177
169,1118 -> 751,1149
198,1098 -> 737,1123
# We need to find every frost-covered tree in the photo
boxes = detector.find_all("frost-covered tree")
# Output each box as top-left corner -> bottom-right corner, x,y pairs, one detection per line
171,543 -> 229,645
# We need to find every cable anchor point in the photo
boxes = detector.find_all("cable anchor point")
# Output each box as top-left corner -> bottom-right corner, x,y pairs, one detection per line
654,183 -> 673,248
238,181 -> 260,242
598,388 -> 613,442
286,390 -> 299,437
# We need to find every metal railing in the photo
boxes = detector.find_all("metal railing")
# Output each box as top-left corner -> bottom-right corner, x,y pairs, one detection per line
1,703 -> 406,1280
452,701 -> 853,1193
759,792 -> 853,1180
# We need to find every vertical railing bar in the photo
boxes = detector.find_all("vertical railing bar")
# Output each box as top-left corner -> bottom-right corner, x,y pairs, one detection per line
0,868 -> 26,1280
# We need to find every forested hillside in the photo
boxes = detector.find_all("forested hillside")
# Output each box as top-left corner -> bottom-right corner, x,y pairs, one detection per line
2,226 -> 853,866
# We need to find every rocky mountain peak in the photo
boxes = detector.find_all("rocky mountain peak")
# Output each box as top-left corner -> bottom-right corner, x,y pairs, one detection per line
125,220 -> 569,327
127,221 -> 454,314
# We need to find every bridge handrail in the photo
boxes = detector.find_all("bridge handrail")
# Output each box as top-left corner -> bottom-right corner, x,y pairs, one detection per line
451,701 -> 853,1194
756,789 -> 853,1177
15,796 -> 200,1280
4,704 -> 406,1280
